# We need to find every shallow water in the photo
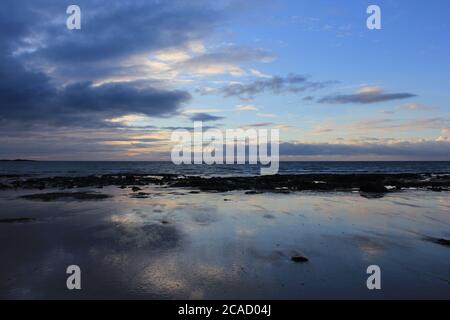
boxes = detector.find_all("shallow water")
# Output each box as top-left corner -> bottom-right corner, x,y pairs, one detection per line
0,187 -> 449,299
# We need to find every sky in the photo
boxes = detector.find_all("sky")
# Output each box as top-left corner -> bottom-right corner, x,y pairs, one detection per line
0,0 -> 449,160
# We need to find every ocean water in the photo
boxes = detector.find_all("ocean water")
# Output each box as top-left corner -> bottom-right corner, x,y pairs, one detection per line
1,161 -> 450,177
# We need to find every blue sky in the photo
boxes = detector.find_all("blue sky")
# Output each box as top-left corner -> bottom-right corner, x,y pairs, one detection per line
0,0 -> 449,160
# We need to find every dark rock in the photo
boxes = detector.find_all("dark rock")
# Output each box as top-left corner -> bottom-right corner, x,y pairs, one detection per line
273,189 -> 291,194
0,183 -> 9,190
436,239 -> 450,246
427,237 -> 450,247
291,255 -> 309,263
132,186 -> 142,192
0,217 -> 35,223
245,190 -> 263,195
4,173 -> 450,195
130,192 -> 150,199
360,192 -> 386,199
360,183 -> 388,193
20,192 -> 110,201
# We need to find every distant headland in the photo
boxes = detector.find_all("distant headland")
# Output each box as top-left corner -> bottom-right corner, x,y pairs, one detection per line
0,159 -> 37,162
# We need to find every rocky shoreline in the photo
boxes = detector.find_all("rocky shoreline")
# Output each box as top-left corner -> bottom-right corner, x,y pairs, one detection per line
1,173 -> 449,197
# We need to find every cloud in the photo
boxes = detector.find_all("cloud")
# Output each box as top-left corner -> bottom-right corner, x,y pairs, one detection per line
174,46 -> 275,76
189,113 -> 224,122
380,103 -> 436,114
436,128 -> 450,142
0,62 -> 191,127
1,119 -> 447,161
319,86 -> 416,104
23,0 -> 223,66
280,141 -> 450,160
349,117 -> 449,132
249,69 -> 272,78
241,122 -> 275,128
235,105 -> 259,111
219,74 -> 336,100
310,117 -> 449,136
0,0 -> 227,128
257,113 -> 277,118
399,103 -> 435,111
312,124 -> 335,134
183,108 -> 223,114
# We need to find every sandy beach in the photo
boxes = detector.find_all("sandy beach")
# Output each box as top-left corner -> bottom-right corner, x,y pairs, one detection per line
0,178 -> 449,299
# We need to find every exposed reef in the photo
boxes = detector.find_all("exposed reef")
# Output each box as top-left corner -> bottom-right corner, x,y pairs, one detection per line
0,173 -> 449,198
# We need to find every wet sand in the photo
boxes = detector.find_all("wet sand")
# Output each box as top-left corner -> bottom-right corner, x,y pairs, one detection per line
0,185 -> 449,299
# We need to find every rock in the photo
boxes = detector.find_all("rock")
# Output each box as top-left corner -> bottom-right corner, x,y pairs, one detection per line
360,192 -> 386,199
436,239 -> 450,246
0,217 -> 35,223
130,192 -> 150,199
245,190 -> 263,195
359,183 -> 388,193
0,183 -> 9,190
20,192 -> 110,201
161,220 -> 169,224
427,237 -> 450,247
132,186 -> 142,192
428,186 -> 443,192
4,173 -> 450,194
273,189 -> 291,194
291,255 -> 309,263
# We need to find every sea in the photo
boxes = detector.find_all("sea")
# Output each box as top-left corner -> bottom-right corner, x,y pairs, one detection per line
0,161 -> 449,177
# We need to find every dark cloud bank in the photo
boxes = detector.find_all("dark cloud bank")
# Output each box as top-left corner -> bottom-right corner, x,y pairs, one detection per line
0,0 -> 222,127
280,141 -> 450,160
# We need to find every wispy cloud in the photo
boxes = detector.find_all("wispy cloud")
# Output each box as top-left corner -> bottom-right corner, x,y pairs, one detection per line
235,105 -> 259,111
172,45 -> 275,76
189,113 -> 224,122
182,108 -> 224,114
257,113 -> 278,118
218,74 -> 337,100
319,86 -> 416,104
399,103 -> 435,111
310,117 -> 450,135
